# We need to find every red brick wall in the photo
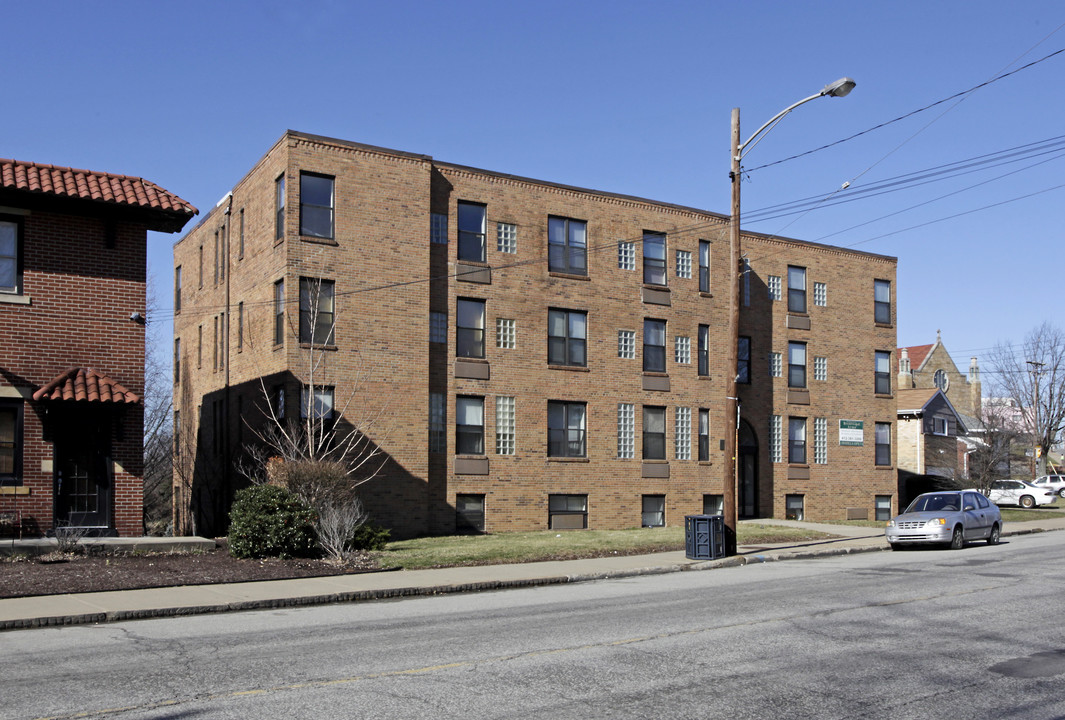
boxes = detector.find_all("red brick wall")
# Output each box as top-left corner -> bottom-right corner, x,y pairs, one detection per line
0,209 -> 147,536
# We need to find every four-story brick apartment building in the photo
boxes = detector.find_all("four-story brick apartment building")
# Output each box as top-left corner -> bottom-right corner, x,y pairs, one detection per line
173,131 -> 898,537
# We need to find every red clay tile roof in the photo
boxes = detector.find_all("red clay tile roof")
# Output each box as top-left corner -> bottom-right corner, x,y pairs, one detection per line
32,368 -> 140,404
0,157 -> 196,224
899,344 -> 934,371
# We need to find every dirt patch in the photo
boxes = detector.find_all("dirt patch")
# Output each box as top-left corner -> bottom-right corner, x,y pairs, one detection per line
0,547 -> 379,599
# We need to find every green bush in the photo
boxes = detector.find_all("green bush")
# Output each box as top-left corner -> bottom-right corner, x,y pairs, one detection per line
349,522 -> 391,551
228,485 -> 318,559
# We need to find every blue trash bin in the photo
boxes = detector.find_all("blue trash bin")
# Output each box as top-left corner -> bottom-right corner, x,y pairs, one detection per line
685,514 -> 726,560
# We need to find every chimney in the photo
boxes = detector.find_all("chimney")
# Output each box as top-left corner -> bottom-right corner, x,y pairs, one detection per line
970,357 -> 982,416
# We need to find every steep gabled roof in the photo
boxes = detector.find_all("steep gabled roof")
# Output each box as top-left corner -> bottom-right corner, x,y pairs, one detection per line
0,158 -> 197,233
899,343 -> 934,372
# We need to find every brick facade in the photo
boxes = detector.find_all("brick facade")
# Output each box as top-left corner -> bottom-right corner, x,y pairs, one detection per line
1,165 -> 195,537
173,131 -> 898,537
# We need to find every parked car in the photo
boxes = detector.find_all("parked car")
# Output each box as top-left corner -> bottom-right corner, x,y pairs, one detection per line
885,490 -> 1002,550
987,479 -> 1057,508
1030,474 -> 1065,499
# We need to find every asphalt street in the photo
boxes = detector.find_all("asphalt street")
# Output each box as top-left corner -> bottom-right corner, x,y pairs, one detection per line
6,531 -> 1065,720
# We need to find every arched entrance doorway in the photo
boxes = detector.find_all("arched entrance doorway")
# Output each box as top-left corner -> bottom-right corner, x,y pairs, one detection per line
738,419 -> 758,518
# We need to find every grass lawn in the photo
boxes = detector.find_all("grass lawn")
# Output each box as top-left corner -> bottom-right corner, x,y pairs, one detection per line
372,523 -> 835,570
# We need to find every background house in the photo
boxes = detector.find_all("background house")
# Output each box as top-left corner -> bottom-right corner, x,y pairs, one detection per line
896,387 -> 967,505
0,158 -> 195,537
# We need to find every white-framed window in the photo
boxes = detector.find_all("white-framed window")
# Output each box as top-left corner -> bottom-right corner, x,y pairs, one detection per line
430,213 -> 448,244
770,415 -> 782,463
495,396 -> 515,455
814,281 -> 827,307
814,417 -> 828,464
674,336 -> 691,364
618,241 -> 636,270
767,275 -> 782,301
933,417 -> 949,436
496,317 -> 516,349
430,311 -> 447,344
814,356 -> 828,381
497,222 -> 517,253
769,352 -> 782,378
618,330 -> 636,359
617,403 -> 635,459
675,407 -> 691,460
429,392 -> 446,452
675,250 -> 692,279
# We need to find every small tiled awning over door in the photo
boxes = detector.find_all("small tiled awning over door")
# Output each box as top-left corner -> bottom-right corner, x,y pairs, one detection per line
32,368 -> 140,404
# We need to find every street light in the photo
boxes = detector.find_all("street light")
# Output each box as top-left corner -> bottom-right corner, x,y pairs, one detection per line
722,77 -> 856,555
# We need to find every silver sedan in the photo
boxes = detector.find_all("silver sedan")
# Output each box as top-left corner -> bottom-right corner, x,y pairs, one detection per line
885,490 -> 1002,550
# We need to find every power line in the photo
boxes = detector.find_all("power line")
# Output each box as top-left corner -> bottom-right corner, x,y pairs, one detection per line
744,44 -> 1065,174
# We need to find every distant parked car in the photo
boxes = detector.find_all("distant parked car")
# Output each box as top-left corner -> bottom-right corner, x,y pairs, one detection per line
987,480 -> 1057,508
1030,474 -> 1065,499
885,490 -> 1001,550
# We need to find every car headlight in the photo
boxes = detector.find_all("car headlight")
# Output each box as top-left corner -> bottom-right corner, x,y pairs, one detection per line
926,518 -> 946,527
886,520 -> 896,528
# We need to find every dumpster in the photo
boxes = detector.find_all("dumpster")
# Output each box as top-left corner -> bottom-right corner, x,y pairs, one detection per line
685,514 -> 726,560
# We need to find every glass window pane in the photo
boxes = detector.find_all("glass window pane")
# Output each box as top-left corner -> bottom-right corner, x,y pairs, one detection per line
458,300 -> 484,329
458,203 -> 485,234
788,266 -> 806,290
301,174 -> 333,206
0,223 -> 15,255
548,310 -> 566,337
457,397 -> 483,425
875,280 -> 890,303
569,312 -> 586,339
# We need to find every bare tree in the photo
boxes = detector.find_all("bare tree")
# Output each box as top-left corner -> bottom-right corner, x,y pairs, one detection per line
143,275 -> 174,534
237,277 -> 390,561
967,401 -> 1023,494
989,322 -> 1065,478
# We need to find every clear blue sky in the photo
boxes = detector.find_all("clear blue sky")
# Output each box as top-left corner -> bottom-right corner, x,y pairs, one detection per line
6,0 -> 1064,385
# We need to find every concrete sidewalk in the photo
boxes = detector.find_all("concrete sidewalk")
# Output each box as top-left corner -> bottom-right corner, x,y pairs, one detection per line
2,517 -> 1061,631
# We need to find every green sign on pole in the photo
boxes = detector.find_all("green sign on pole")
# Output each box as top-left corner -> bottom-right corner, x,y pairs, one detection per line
839,420 -> 864,446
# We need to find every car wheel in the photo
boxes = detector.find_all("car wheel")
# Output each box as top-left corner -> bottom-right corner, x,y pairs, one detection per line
890,542 -> 901,551
1058,488 -> 1065,499
987,524 -> 1000,546
1020,495 -> 1035,508
949,526 -> 964,550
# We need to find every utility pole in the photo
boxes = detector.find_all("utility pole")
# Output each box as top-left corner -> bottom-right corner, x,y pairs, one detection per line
1027,360 -> 1045,478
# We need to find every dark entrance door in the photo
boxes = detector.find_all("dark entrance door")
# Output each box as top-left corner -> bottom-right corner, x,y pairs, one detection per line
738,419 -> 758,519
54,410 -> 112,530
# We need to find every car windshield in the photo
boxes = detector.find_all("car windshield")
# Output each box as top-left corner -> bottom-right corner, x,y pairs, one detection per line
905,494 -> 960,513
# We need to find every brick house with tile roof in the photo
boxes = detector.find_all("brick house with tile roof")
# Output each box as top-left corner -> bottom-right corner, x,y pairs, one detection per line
0,158 -> 195,537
